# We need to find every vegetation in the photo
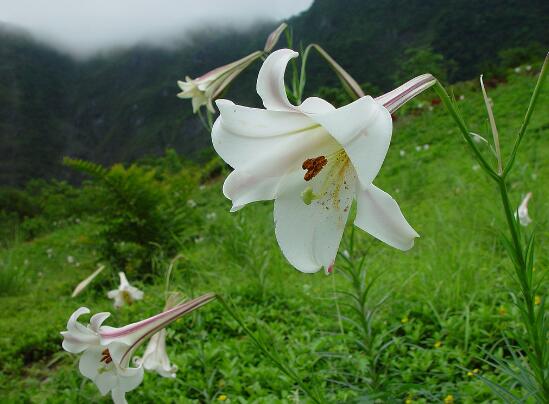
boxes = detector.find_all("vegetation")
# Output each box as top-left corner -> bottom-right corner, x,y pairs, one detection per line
1,64 -> 547,402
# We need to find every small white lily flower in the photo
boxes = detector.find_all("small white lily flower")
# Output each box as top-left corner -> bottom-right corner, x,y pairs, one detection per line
67,256 -> 75,264
134,328 -> 177,378
399,150 -> 406,157
423,144 -> 430,150
514,67 -> 522,73
177,51 -> 263,113
206,212 -> 217,221
526,65 -> 532,71
186,199 -> 197,208
415,145 -> 422,152
61,293 -> 215,404
212,49 -> 435,273
517,192 -> 533,226
107,272 -> 144,309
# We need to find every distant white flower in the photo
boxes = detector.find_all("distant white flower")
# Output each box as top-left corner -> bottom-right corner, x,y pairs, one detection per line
526,65 -> 532,71
199,185 -> 206,191
472,164 -> 480,171
177,24 -> 287,114
514,67 -> 522,73
194,236 -> 205,244
67,256 -> 75,264
46,248 -> 53,258
61,294 -> 215,404
517,192 -> 533,226
177,51 -> 263,113
107,272 -> 144,309
423,144 -> 430,150
206,212 -> 217,221
399,150 -> 406,157
458,95 -> 465,101
212,49 -> 435,273
342,250 -> 350,259
186,199 -> 197,208
415,146 -> 422,152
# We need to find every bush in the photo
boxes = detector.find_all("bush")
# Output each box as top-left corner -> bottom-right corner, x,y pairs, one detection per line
64,156 -> 201,278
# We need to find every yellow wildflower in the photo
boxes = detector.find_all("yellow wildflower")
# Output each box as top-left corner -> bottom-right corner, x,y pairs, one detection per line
218,395 -> 227,401
498,305 -> 507,316
401,315 -> 409,324
467,368 -> 480,377
444,394 -> 454,404
534,296 -> 541,305
434,340 -> 442,348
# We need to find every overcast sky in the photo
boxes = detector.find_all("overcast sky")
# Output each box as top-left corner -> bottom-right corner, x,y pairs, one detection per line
0,0 -> 313,58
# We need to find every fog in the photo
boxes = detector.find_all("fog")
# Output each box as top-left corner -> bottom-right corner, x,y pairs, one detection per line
0,0 -> 313,58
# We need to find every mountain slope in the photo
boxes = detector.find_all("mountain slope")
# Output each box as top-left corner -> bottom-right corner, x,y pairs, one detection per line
0,0 -> 548,186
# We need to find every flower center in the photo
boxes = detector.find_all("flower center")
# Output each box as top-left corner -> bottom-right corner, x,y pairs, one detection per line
122,290 -> 133,305
100,348 -> 113,364
302,156 -> 327,181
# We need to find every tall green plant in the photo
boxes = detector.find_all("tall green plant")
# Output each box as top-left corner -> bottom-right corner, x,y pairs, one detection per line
434,54 -> 549,401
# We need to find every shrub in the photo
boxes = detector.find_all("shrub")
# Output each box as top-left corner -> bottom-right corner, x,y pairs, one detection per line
64,157 -> 200,278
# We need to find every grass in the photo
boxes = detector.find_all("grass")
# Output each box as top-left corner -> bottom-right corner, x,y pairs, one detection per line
0,68 -> 548,403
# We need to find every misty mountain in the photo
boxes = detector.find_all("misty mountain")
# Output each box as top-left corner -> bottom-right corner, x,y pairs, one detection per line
1,0 -> 548,186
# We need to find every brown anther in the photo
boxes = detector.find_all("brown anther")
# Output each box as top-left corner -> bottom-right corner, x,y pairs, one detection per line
302,156 -> 327,181
100,348 -> 113,364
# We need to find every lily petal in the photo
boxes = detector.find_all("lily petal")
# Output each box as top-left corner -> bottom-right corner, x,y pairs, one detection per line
306,96 -> 393,188
213,100 -> 339,177
274,165 -> 356,273
223,170 -> 281,212
256,48 -> 298,111
355,183 -> 419,250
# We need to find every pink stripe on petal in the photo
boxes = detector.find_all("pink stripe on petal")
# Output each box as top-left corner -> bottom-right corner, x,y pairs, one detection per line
100,293 -> 215,340
376,74 -> 436,113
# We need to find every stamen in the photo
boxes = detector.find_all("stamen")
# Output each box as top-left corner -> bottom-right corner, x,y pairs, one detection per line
100,348 -> 113,364
302,156 -> 327,181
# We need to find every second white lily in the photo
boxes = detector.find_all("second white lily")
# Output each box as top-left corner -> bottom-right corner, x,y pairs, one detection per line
61,293 -> 215,404
212,49 -> 435,274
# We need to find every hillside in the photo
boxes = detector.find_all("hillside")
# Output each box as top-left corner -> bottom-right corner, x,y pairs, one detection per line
1,70 -> 548,401
0,0 -> 548,186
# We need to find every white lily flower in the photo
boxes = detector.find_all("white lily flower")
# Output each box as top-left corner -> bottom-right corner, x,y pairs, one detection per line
61,294 -> 215,404
177,51 -> 263,113
517,192 -> 533,226
134,328 -> 177,378
211,49 -> 435,274
107,272 -> 144,309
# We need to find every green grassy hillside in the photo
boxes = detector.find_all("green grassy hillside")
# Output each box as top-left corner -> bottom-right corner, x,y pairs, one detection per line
0,68 -> 548,402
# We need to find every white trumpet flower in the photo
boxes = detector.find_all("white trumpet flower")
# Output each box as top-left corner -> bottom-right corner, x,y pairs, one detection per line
61,294 -> 215,404
107,272 -> 144,309
212,49 -> 435,274
135,328 -> 177,378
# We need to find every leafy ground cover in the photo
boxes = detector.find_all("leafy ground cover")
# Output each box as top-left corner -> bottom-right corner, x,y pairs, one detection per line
0,69 -> 548,403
